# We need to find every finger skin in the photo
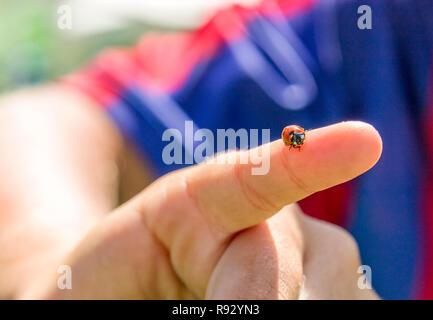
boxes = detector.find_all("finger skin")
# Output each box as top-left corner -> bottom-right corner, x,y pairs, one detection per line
186,121 -> 382,232
27,121 -> 382,299
136,121 -> 382,297
298,213 -> 380,300
206,204 -> 305,300
207,204 -> 381,300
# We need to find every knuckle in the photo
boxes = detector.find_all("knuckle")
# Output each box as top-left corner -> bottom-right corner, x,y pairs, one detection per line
278,150 -> 314,195
328,224 -> 361,266
304,215 -> 362,267
233,161 -> 280,215
180,171 -> 204,216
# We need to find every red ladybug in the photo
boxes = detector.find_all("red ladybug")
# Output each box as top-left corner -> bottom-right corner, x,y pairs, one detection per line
282,125 -> 306,151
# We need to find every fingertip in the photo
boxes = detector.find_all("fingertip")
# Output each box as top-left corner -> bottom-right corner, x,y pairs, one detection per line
338,121 -> 383,172
277,121 -> 383,193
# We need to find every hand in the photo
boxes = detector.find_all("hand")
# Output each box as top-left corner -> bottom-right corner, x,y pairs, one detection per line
23,121 -> 382,299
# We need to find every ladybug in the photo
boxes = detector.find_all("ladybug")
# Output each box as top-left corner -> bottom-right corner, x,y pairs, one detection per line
282,125 -> 306,151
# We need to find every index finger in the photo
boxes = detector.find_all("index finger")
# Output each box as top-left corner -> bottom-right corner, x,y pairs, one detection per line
185,121 -> 382,232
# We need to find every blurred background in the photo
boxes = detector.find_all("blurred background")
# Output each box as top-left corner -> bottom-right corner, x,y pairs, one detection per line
2,0 -> 433,301
0,0 -> 258,92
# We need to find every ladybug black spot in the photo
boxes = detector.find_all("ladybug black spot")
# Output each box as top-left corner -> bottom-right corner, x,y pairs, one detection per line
290,131 -> 305,146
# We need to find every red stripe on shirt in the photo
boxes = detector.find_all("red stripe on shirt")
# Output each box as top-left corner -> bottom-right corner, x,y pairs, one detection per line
62,0 -> 316,106
415,61 -> 433,299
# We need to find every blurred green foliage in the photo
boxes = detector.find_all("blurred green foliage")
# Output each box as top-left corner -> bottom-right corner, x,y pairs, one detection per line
0,0 -> 170,93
